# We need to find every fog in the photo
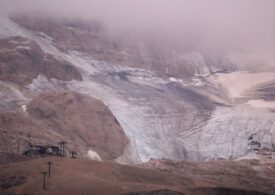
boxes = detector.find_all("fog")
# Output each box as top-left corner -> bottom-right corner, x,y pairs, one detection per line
1,0 -> 275,64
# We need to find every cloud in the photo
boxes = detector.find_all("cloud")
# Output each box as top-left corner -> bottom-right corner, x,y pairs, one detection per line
1,0 -> 275,57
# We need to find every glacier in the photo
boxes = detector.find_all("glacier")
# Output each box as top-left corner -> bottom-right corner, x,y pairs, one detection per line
0,16 -> 275,164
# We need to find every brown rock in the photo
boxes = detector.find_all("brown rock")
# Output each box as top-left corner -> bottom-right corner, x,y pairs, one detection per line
27,91 -> 129,160
0,36 -> 82,85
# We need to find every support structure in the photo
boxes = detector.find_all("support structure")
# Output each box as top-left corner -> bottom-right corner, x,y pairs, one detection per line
58,141 -> 67,156
47,162 -> 53,177
41,171 -> 47,190
71,151 -> 77,159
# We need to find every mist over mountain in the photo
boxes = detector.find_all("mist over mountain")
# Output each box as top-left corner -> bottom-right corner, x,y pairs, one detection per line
1,0 -> 275,58
0,1 -> 275,194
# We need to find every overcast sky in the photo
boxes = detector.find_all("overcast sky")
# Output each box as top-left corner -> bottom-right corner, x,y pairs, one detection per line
1,0 -> 275,62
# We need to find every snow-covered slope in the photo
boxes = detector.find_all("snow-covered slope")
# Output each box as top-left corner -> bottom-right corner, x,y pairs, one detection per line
0,15 -> 275,164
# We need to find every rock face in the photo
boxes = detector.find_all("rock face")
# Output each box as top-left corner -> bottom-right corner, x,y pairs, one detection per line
0,36 -> 82,85
27,91 -> 129,160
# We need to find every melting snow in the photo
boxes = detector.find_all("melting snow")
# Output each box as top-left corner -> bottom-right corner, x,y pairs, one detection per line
21,105 -> 27,112
87,149 -> 102,161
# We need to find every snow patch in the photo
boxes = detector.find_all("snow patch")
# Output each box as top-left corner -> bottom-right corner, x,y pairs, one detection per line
21,105 -> 27,112
169,77 -> 183,83
191,77 -> 205,87
87,149 -> 102,161
236,152 -> 260,161
7,84 -> 27,100
16,45 -> 30,50
9,39 -> 30,45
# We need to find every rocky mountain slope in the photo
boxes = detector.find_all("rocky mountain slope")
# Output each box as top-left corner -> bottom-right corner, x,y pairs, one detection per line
28,91 -> 129,160
0,36 -> 82,85
0,14 -> 275,164
0,91 -> 128,160
12,15 -> 236,79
